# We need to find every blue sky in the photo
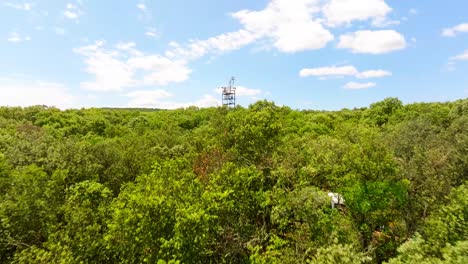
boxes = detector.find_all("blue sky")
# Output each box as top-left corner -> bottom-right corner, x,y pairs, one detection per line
1,0 -> 467,110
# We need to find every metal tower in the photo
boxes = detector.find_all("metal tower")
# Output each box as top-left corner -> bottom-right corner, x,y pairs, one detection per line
221,77 -> 236,108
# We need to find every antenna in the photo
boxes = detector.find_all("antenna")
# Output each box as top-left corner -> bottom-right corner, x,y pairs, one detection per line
221,77 -> 236,108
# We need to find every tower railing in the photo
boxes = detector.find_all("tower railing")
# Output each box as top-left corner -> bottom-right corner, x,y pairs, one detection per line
221,77 -> 236,108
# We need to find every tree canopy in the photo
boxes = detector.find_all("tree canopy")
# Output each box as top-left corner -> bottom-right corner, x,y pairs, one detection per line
0,98 -> 466,263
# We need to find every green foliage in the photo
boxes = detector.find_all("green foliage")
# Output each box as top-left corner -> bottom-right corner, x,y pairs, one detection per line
366,97 -> 403,127
310,243 -> 371,264
225,101 -> 283,167
0,98 -> 466,263
12,181 -> 112,264
0,153 -> 11,194
386,184 -> 468,264
0,165 -> 60,263
423,184 -> 468,252
105,159 -> 227,263
386,235 -> 468,264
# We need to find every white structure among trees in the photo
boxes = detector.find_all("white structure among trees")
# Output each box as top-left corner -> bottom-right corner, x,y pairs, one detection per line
328,192 -> 345,209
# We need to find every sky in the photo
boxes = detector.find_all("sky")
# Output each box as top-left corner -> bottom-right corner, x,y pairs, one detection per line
0,0 -> 467,110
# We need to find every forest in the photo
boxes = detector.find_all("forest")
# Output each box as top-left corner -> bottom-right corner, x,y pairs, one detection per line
0,97 -> 466,263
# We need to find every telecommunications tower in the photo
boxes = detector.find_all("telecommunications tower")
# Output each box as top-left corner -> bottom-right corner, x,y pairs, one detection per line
221,77 -> 236,108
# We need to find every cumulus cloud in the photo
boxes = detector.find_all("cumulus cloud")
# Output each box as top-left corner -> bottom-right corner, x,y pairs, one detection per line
236,86 -> 262,97
7,32 -> 31,43
323,0 -> 392,27
64,2 -> 82,20
74,42 -> 135,91
126,90 -> 172,107
128,55 -> 191,86
337,30 -> 406,54
166,30 -> 260,60
145,27 -> 158,38
357,70 -> 392,79
343,82 -> 376,89
126,90 -> 218,109
167,0 -> 336,58
4,2 -> 32,11
214,85 -> 262,98
136,3 -> 147,11
64,10 -> 78,19
232,0 -> 333,52
137,2 -> 152,22
450,50 -> 468,61
0,79 -> 76,109
185,94 -> 220,108
74,41 -> 191,91
165,0 -> 403,59
442,23 -> 468,37
300,65 -> 358,78
75,0 -> 403,96
371,17 -> 400,28
299,65 -> 391,79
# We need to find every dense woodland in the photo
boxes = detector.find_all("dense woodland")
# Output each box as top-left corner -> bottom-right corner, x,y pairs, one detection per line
0,98 -> 466,263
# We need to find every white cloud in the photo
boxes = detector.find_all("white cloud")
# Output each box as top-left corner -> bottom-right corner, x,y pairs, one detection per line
344,82 -> 376,89
272,20 -> 334,52
126,91 -> 218,109
214,85 -> 262,97
0,79 -> 76,109
323,0 -> 392,27
371,17 -> 400,28
64,2 -> 82,20
357,69 -> 392,79
115,42 -> 137,51
169,0 -> 336,58
442,23 -> 468,37
300,65 -> 358,78
7,32 -> 31,43
4,2 -> 32,11
166,30 -> 259,60
164,0 -> 399,63
137,2 -> 152,22
300,65 -> 391,79
128,56 -> 191,85
444,50 -> 468,71
145,27 -> 158,38
450,50 -> 468,61
74,42 -> 135,91
64,10 -> 79,19
409,8 -> 418,15
192,95 -> 219,108
74,41 -> 191,91
126,90 -> 172,107
75,0 -> 402,95
236,86 -> 262,97
232,0 -> 333,52
444,61 -> 456,72
7,32 -> 21,43
337,30 -> 406,54
137,3 -> 147,11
